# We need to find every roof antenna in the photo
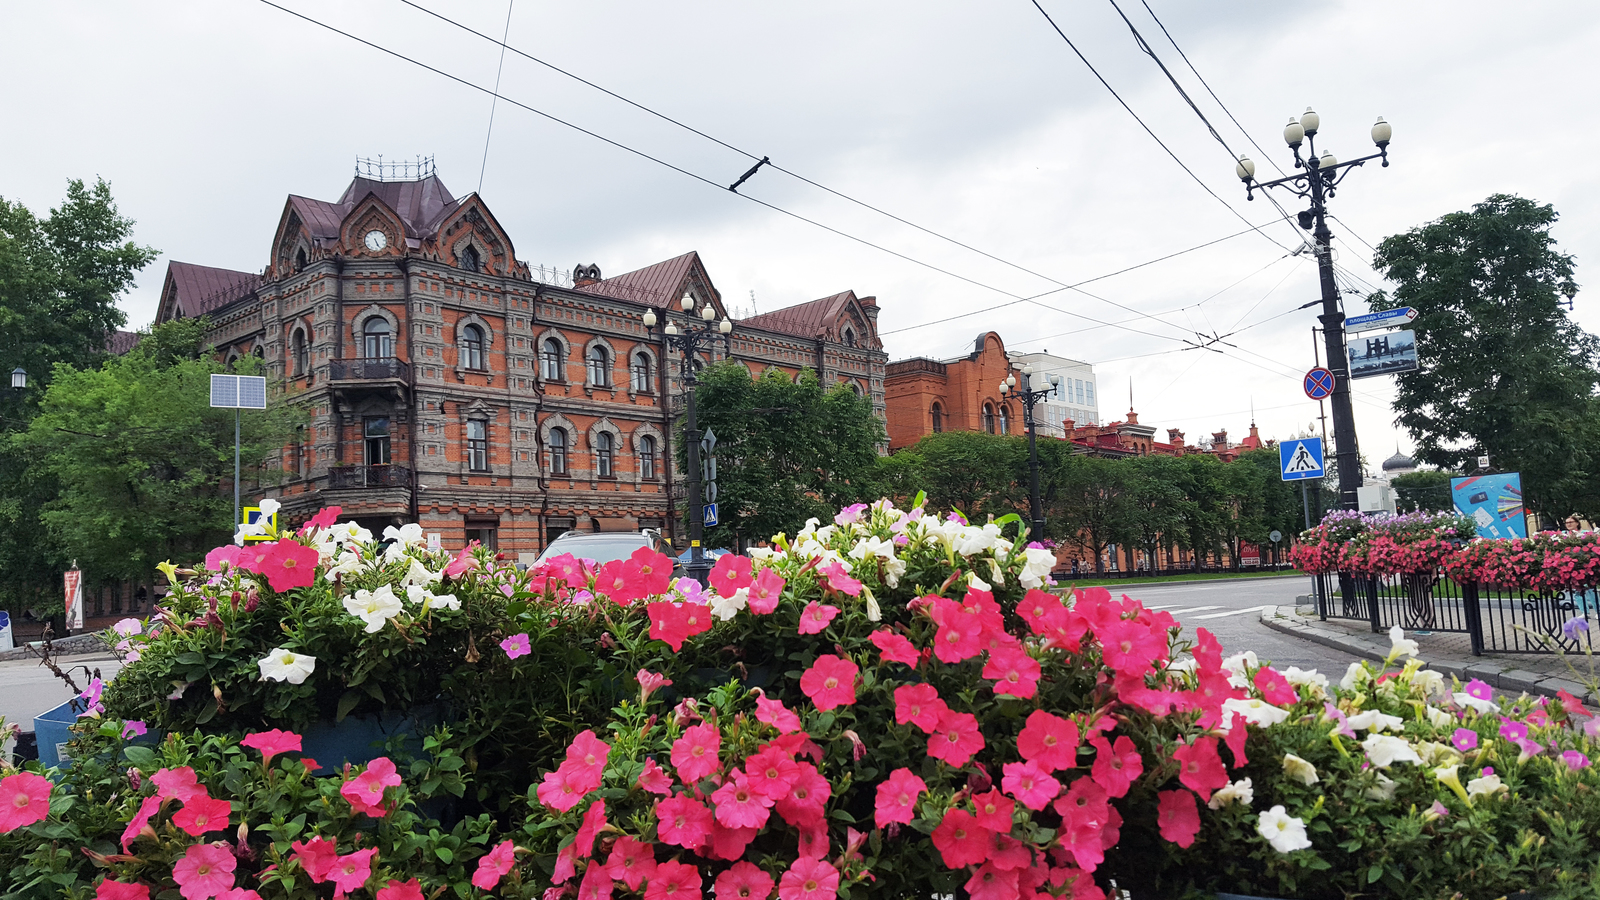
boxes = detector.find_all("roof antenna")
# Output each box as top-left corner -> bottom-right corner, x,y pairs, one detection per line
749,289 -> 759,315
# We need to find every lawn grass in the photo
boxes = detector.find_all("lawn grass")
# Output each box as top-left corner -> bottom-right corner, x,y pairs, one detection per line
1054,569 -> 1308,588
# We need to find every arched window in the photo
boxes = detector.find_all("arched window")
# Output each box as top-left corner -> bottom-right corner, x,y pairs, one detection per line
843,327 -> 857,348
461,324 -> 486,371
587,345 -> 612,387
253,345 -> 265,359
639,435 -> 658,480
849,381 -> 862,396
596,432 -> 614,478
998,406 -> 1010,435
460,245 -> 482,273
931,403 -> 944,433
291,329 -> 308,377
295,248 -> 308,271
540,339 -> 565,381
549,427 -> 569,475
363,318 -> 392,359
630,352 -> 653,393
983,404 -> 996,434
467,419 -> 488,471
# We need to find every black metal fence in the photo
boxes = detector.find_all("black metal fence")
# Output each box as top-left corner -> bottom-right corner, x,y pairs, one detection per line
327,464 -> 413,490
1315,568 -> 1600,656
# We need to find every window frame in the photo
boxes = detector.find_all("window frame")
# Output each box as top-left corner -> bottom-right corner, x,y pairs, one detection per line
363,318 -> 393,359
630,352 -> 653,393
931,403 -> 944,433
291,329 -> 308,377
462,324 -> 486,371
587,344 -> 612,387
639,435 -> 658,480
982,404 -> 995,434
540,339 -> 566,382
596,431 -> 615,478
467,419 -> 489,472
364,416 -> 391,465
549,427 -> 569,475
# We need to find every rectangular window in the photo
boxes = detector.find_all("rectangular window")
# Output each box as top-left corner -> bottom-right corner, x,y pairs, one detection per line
545,517 -> 576,547
1085,380 -> 1094,405
464,521 -> 498,550
467,420 -> 488,472
364,417 -> 391,465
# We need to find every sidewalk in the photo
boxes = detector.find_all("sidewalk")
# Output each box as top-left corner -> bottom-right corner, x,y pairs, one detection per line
1260,604 -> 1598,705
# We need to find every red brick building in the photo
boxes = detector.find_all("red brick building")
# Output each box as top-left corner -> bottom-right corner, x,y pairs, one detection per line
884,332 -> 1024,451
154,165 -> 887,557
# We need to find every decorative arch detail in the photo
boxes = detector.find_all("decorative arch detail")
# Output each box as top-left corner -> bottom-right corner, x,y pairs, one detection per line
350,304 -> 400,350
582,335 -> 618,389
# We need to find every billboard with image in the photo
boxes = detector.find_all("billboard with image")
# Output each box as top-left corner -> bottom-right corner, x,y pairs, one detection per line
1451,472 -> 1527,539
1348,329 -> 1419,379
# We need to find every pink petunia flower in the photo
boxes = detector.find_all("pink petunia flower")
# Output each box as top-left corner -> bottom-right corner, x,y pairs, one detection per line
0,772 -> 52,833
257,541 -> 320,592
965,862 -> 1020,900
604,834 -> 657,890
341,757 -> 402,817
537,764 -> 588,812
151,767 -> 206,804
799,655 -> 859,711
983,645 -> 1042,699
655,795 -> 714,850
715,861 -> 775,900
671,722 -> 723,784
1452,728 -> 1480,752
743,746 -> 801,799
637,670 -> 673,703
1017,709 -> 1080,772
747,568 -> 787,615
931,808 -> 989,868
712,771 -> 774,829
972,788 -> 1015,833
1563,750 -> 1591,770
817,561 -> 862,597
709,554 -> 755,597
753,689 -> 803,734
1171,737 -> 1229,802
644,860 -> 703,900
501,633 -> 532,659
96,882 -> 152,900
172,794 -> 232,837
329,847 -> 378,899
1465,679 -> 1494,702
172,843 -> 237,900
778,857 -> 839,900
874,768 -> 927,828
1001,759 -> 1062,810
574,800 -> 610,857
868,629 -> 920,666
578,859 -> 614,900
647,600 -> 715,651
797,602 -> 840,635
893,683 -> 947,733
291,836 -> 341,883
376,879 -> 424,900
300,505 -> 342,534
1156,789 -> 1201,848
637,758 -> 674,795
472,841 -> 517,890
566,730 -> 612,780
927,708 -> 986,767
774,763 -> 831,827
1089,735 -> 1143,799
240,729 -> 302,767
120,795 -> 162,852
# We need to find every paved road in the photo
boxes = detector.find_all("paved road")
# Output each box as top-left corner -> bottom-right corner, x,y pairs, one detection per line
1104,575 -> 1367,675
0,653 -> 122,730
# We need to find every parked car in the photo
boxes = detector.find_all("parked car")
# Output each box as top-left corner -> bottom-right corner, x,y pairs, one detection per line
532,529 -> 672,568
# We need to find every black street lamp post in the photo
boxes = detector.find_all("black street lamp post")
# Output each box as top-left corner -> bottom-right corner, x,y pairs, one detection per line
1000,364 -> 1060,541
644,293 -> 733,585
1236,108 -> 1393,511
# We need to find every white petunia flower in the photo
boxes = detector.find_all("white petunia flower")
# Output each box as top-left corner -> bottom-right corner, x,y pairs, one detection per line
258,648 -> 316,684
987,557 -> 1006,587
1340,662 -> 1369,691
708,587 -> 749,621
1387,625 -> 1420,662
1256,805 -> 1313,853
383,523 -> 425,546
1281,753 -> 1320,785
406,584 -> 460,611
1223,698 -> 1291,728
1018,546 -> 1056,590
1208,777 -> 1254,810
1466,772 -> 1507,799
1347,709 -> 1405,733
1415,741 -> 1459,766
257,498 -> 281,519
1362,733 -> 1423,769
234,521 -> 267,546
1365,772 -> 1398,801
1282,667 -> 1329,691
1452,692 -> 1500,715
401,557 -> 440,588
1411,669 -> 1448,701
967,571 -> 992,592
1221,651 -> 1258,689
325,550 -> 366,582
1425,706 -> 1454,729
863,587 -> 881,622
344,585 -> 403,633
956,523 -> 1003,556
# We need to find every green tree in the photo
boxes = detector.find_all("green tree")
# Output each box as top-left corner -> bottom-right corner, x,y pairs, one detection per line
1370,194 -> 1600,522
0,178 -> 158,612
15,319 -> 302,584
1391,469 -> 1457,512
686,364 -> 884,548
1052,454 -> 1131,574
883,431 -> 1027,524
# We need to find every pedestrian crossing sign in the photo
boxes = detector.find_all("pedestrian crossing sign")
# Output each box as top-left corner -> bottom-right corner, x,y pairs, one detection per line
1279,438 -> 1324,481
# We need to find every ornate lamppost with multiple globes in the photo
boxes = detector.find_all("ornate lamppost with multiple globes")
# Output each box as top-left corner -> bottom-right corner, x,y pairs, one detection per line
1235,108 -> 1393,510
643,293 -> 733,585
1000,363 -> 1060,541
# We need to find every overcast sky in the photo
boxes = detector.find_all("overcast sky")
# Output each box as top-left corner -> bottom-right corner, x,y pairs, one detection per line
5,1 -> 1598,470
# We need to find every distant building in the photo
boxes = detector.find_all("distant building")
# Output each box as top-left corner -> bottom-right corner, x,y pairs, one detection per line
884,332 -> 1022,450
1006,350 -> 1098,436
150,163 -> 888,556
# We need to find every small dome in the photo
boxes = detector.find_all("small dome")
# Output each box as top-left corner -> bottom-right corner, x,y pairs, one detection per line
1382,451 -> 1417,472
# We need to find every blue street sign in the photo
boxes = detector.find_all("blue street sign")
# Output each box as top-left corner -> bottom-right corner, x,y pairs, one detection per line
1303,367 -> 1335,400
1279,438 -> 1324,482
703,503 -> 719,527
1344,307 -> 1417,335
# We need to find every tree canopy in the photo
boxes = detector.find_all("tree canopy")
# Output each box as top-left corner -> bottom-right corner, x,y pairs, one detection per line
1370,194 -> 1600,522
685,364 -> 885,549
0,178 -> 158,611
15,318 -> 303,585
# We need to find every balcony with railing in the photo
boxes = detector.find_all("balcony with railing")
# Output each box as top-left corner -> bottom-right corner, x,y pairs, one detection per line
327,464 -> 413,490
330,357 -> 410,382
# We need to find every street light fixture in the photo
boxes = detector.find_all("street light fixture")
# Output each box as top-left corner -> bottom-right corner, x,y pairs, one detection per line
644,292 -> 733,585
1236,107 -> 1393,511
10,368 -> 26,390
1000,364 -> 1057,541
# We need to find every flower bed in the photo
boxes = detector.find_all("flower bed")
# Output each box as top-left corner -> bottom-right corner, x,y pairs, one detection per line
2,499 -> 1600,899
1290,510 -> 1475,577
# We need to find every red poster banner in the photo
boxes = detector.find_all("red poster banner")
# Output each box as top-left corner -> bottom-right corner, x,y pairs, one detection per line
64,568 -> 84,631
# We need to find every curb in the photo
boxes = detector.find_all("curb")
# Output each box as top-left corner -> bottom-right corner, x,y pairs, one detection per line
1258,605 -> 1597,705
1058,573 -> 1309,591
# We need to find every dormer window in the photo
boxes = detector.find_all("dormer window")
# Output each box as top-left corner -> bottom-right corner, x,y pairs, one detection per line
295,248 -> 308,271
460,245 -> 482,273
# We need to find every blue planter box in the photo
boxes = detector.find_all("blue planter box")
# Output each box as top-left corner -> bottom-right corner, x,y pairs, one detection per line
299,706 -> 440,774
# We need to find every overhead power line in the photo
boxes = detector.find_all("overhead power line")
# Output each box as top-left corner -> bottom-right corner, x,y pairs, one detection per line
399,0 -> 1282,341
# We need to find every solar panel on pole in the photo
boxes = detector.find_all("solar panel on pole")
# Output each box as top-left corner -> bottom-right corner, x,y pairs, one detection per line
209,374 -> 239,408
